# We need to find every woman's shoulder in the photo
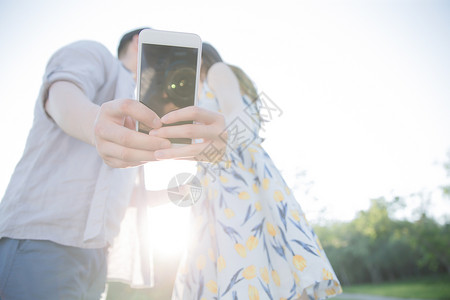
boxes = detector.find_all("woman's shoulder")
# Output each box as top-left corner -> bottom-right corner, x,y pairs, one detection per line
206,62 -> 239,92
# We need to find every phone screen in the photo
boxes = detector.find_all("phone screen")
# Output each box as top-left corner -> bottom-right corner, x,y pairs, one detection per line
138,43 -> 199,144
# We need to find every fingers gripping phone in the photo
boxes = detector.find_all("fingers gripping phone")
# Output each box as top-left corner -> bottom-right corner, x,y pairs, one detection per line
136,29 -> 202,145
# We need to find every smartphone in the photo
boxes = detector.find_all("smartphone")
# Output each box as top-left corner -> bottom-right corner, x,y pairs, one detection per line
137,29 -> 202,145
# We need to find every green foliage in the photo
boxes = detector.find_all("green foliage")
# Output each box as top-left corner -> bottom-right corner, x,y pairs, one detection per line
315,198 -> 450,285
316,154 -> 450,285
343,274 -> 450,299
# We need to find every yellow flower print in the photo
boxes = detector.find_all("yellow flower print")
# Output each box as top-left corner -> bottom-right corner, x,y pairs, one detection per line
219,176 -> 228,183
248,147 -> 258,153
280,298 -> 288,300
235,243 -> 247,257
271,270 -> 281,286
255,201 -> 262,211
248,284 -> 260,300
262,178 -> 270,190
285,186 -> 291,195
293,255 -> 307,271
196,255 -> 206,270
273,190 -> 284,202
201,176 -> 209,187
224,160 -> 232,168
267,222 -> 277,237
260,267 -> 269,284
291,210 -> 301,221
243,265 -> 257,279
238,161 -> 246,171
224,208 -> 235,219
206,280 -> 218,294
217,255 -> 226,272
208,248 -> 215,262
303,213 -> 310,226
206,91 -> 215,99
248,168 -> 255,174
325,288 -> 337,296
292,271 -> 300,284
323,268 -> 333,280
239,191 -> 250,200
253,183 -> 259,194
246,235 -> 259,251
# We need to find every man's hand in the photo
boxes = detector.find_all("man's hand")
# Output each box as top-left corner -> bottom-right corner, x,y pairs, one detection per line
93,99 -> 171,168
46,82 -> 172,168
148,106 -> 227,162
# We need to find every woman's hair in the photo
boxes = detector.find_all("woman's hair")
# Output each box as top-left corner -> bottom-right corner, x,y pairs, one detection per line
201,42 -> 258,103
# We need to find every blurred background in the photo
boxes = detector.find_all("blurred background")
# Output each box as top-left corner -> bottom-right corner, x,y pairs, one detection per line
1,0 -> 449,299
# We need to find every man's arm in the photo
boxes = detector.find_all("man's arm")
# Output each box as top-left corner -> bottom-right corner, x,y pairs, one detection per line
45,81 -> 171,168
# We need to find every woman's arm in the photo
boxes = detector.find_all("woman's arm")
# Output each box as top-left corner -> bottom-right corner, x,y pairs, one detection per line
206,62 -> 246,118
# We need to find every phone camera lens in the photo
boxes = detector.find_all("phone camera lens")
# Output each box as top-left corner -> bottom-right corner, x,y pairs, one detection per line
165,66 -> 195,106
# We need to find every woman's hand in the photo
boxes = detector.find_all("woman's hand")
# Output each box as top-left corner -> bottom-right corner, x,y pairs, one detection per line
148,106 -> 227,162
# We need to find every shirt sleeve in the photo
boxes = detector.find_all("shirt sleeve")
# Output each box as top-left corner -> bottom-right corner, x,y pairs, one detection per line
40,40 -> 115,108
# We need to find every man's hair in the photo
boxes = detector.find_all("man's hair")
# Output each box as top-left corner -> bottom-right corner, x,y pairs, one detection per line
117,27 -> 149,58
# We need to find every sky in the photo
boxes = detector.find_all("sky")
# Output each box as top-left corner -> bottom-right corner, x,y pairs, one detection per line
1,0 -> 450,247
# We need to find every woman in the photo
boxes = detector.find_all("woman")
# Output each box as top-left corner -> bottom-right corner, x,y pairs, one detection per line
172,43 -> 342,300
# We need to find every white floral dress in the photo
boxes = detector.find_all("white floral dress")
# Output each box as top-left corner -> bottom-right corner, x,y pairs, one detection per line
172,82 -> 342,300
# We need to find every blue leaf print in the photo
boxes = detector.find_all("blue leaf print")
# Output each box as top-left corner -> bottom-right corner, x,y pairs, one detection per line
251,217 -> 265,238
197,274 -> 203,300
257,277 -> 274,300
277,202 -> 288,230
291,239 -> 319,257
221,268 -> 244,296
289,218 -> 312,241
232,291 -> 238,300
264,164 -> 272,178
254,176 -> 261,186
279,226 -> 295,256
262,149 -> 271,160
271,240 -> 286,259
223,186 -> 240,194
219,192 -> 225,208
231,170 -> 247,185
263,235 -> 273,269
237,147 -> 245,163
290,280 -> 297,293
287,281 -> 298,300
241,205 -> 256,225
218,220 -> 241,243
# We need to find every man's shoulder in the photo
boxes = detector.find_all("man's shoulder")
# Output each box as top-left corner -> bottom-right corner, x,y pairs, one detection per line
62,40 -> 114,59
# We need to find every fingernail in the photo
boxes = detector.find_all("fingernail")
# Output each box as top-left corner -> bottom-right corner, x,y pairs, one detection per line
155,151 -> 164,159
161,115 -> 168,123
153,118 -> 161,127
149,129 -> 157,136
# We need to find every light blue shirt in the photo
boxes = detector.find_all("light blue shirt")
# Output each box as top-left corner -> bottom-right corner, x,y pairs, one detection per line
0,40 -> 153,286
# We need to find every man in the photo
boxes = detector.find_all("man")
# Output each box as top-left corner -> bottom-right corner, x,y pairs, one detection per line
0,28 -> 225,299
